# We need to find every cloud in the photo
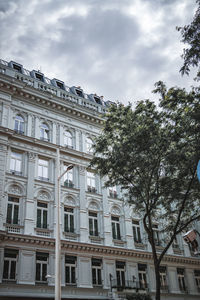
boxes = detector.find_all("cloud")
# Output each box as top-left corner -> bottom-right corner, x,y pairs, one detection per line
0,0 -> 197,105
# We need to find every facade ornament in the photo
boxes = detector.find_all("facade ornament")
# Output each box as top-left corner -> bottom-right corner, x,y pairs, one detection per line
8,184 -> 22,195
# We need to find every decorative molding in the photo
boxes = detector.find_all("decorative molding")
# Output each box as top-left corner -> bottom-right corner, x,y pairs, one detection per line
28,152 -> 36,161
8,184 -> 22,195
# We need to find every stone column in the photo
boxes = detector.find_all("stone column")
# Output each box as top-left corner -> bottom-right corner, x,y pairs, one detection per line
0,143 -> 7,228
24,152 -> 36,235
168,266 -> 179,293
27,114 -> 32,137
35,117 -> 40,139
79,166 -> 87,242
52,122 -> 57,144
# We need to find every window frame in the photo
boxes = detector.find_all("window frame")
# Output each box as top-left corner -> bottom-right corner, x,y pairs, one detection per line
132,220 -> 142,243
3,249 -> 18,281
10,151 -> 23,175
177,268 -> 187,292
64,131 -> 73,148
35,252 -> 48,283
6,196 -> 20,225
89,211 -> 99,237
65,256 -> 76,285
40,123 -> 50,142
87,171 -> 96,193
111,215 -> 121,240
116,261 -> 125,287
92,258 -> 102,286
37,201 -> 48,229
38,158 -> 49,181
86,137 -> 93,153
14,115 -> 24,134
138,264 -> 148,289
64,207 -> 75,233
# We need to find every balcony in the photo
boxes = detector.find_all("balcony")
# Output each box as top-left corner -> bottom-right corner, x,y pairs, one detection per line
87,186 -> 97,193
109,191 -> 118,199
111,279 -> 148,292
10,170 -> 22,176
14,129 -> 24,135
64,180 -> 74,188
4,220 -> 24,234
38,176 -> 49,182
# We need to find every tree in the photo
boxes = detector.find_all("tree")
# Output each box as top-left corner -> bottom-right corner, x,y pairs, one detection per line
90,82 -> 200,300
177,0 -> 200,78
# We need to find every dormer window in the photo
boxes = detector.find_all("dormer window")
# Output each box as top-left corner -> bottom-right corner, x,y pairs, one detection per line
56,81 -> 64,90
75,89 -> 83,98
35,73 -> 44,82
13,64 -> 22,73
94,96 -> 102,105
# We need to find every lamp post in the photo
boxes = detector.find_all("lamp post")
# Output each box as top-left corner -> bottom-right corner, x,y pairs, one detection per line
55,147 -> 73,300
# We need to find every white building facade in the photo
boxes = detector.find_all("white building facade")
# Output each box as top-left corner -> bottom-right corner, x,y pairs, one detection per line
0,59 -> 200,300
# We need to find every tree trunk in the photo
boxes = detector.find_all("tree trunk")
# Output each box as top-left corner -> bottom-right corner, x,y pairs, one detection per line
155,265 -> 161,300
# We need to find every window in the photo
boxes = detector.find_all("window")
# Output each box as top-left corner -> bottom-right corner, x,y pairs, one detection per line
194,270 -> 200,292
37,202 -> 48,229
116,261 -> 125,287
14,115 -> 24,134
3,249 -> 18,281
10,151 -> 22,175
132,220 -> 142,243
87,171 -> 96,193
177,268 -> 187,292
35,252 -> 48,282
75,89 -> 83,97
89,212 -> 98,236
92,258 -> 102,286
64,131 -> 73,148
160,266 -> 168,290
111,216 -> 121,240
64,166 -> 74,188
138,264 -> 148,289
56,81 -> 64,90
35,73 -> 44,82
38,158 -> 49,181
153,224 -> 161,246
109,186 -> 118,199
13,64 -> 22,73
6,197 -> 19,225
40,123 -> 49,141
65,256 -> 76,285
86,137 -> 93,153
64,207 -> 74,233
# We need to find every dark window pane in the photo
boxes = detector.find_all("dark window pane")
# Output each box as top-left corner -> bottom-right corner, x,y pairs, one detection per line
64,214 -> 68,232
36,263 -> 41,281
94,219 -> 98,236
13,205 -> 19,224
116,223 -> 121,240
121,271 -> 125,286
112,223 -> 116,239
89,218 -> 93,235
70,214 -> 74,232
116,270 -> 121,286
71,267 -> 76,283
43,210 -> 47,229
3,260 -> 9,279
97,269 -> 102,285
133,226 -> 136,242
92,268 -> 96,284
65,266 -> 70,283
37,209 -> 41,228
10,261 -> 16,280
42,264 -> 47,281
6,204 -> 12,223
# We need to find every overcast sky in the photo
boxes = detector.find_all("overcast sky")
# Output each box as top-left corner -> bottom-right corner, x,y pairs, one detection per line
0,0 -> 197,105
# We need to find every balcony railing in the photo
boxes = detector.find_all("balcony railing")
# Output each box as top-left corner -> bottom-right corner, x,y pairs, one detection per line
109,191 -> 118,199
111,279 -> 148,291
64,181 -> 74,188
38,176 -> 49,182
87,186 -> 97,193
10,170 -> 22,176
14,129 -> 24,135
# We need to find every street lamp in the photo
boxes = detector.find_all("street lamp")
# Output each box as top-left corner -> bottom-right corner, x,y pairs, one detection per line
55,147 -> 74,300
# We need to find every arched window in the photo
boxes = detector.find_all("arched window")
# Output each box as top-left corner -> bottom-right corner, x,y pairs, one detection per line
64,131 -> 73,148
14,115 -> 24,134
86,137 -> 93,153
40,123 -> 49,141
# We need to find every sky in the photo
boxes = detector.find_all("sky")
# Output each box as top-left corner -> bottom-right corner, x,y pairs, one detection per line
0,0 -> 198,105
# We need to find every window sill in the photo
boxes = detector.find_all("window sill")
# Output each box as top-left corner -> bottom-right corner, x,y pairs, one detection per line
134,242 -> 146,249
89,235 -> 104,243
35,227 -> 52,237
35,281 -> 48,285
9,170 -> 23,176
2,279 -> 17,284
63,231 -> 79,240
113,239 -> 126,246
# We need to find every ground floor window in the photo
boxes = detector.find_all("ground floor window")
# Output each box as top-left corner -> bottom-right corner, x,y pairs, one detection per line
3,249 -> 18,281
35,252 -> 48,283
65,256 -> 76,285
92,258 -> 102,285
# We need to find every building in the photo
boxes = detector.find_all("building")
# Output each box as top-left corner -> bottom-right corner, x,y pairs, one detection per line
0,59 -> 200,300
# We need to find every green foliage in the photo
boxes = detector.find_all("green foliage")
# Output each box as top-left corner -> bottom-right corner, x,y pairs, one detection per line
126,294 -> 152,300
90,81 -> 200,266
177,0 -> 200,78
